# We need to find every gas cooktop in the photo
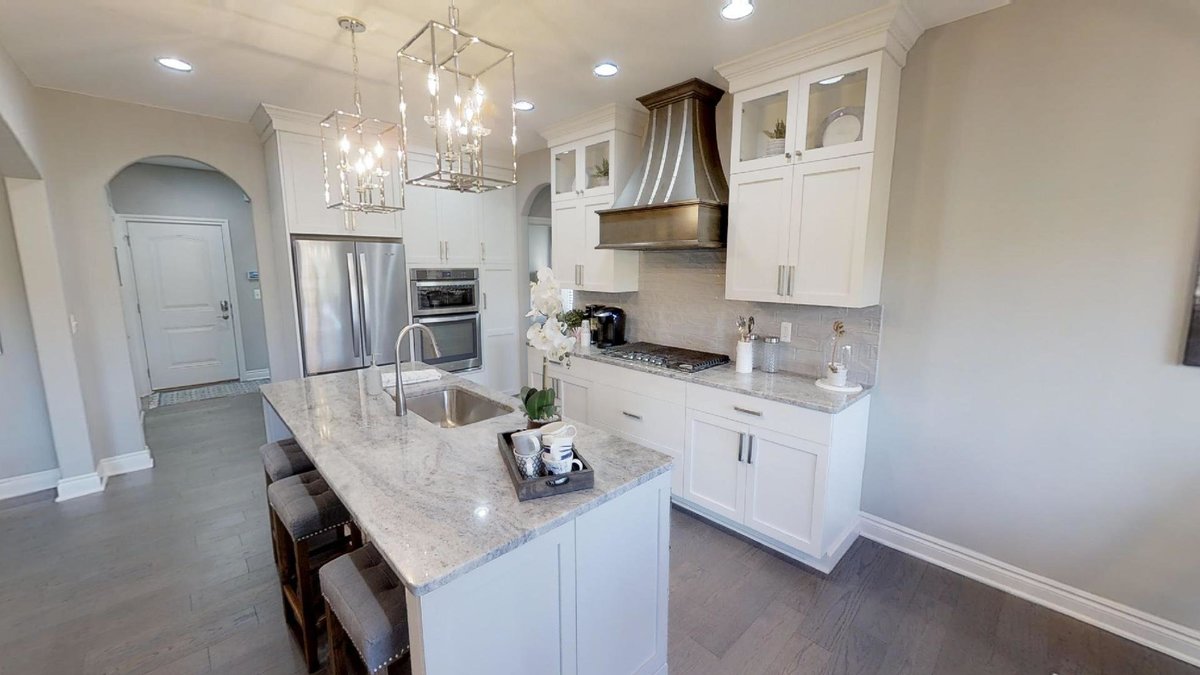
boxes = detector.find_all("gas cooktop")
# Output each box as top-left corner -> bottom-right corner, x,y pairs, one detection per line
602,342 -> 731,373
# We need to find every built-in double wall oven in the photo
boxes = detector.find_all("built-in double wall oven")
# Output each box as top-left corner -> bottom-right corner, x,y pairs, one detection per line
409,268 -> 482,372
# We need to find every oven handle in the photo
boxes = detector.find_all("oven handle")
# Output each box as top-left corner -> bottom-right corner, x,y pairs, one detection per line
411,279 -> 480,288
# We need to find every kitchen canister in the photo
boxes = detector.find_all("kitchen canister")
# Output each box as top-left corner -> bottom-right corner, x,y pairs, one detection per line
735,338 -> 754,373
761,336 -> 781,373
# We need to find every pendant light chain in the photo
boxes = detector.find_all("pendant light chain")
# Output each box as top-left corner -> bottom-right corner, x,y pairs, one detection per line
350,26 -> 363,117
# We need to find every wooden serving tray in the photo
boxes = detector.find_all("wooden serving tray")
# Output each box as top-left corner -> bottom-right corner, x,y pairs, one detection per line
497,431 -> 595,501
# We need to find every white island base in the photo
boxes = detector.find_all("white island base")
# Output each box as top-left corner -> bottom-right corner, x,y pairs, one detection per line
406,473 -> 671,675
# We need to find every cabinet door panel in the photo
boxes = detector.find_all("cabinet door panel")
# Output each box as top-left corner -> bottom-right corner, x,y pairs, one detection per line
481,188 -> 517,266
795,51 -> 882,164
743,429 -> 826,556
281,133 -> 399,237
725,167 -> 793,302
730,79 -> 800,175
683,411 -> 747,521
401,158 -> 441,264
551,201 -> 584,289
438,189 -> 481,265
789,155 -> 872,305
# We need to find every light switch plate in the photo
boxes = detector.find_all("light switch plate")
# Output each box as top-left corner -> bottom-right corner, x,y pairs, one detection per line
253,289 -> 262,300
780,322 -> 792,342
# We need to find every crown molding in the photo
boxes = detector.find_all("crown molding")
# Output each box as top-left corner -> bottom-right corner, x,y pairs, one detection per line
252,103 -> 325,142
717,4 -> 922,93
540,103 -> 648,148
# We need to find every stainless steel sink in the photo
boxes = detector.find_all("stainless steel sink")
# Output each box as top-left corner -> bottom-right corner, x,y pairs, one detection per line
402,387 -> 514,428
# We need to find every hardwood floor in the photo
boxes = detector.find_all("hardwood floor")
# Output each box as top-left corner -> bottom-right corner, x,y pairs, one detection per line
0,392 -> 1194,674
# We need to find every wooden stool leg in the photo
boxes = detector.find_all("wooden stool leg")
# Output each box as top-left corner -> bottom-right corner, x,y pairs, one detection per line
326,601 -> 345,675
295,538 -> 320,673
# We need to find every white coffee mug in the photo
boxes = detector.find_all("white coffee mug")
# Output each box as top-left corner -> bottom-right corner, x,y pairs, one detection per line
542,444 -> 574,462
542,451 -> 584,475
540,422 -> 577,447
511,429 -> 543,457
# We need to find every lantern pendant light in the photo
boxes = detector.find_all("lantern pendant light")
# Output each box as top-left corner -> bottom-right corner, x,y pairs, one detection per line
398,0 -> 517,192
320,16 -> 403,230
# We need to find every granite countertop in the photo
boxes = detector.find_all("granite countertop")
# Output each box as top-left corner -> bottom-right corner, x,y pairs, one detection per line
260,365 -> 671,597
566,344 -> 871,414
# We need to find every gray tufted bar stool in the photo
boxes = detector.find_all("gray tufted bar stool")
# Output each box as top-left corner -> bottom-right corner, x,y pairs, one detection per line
268,469 -> 362,672
320,542 -> 411,675
259,440 -> 317,575
260,439 -> 315,485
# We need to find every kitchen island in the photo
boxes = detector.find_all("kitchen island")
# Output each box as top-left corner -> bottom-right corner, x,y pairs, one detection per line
260,366 -> 672,675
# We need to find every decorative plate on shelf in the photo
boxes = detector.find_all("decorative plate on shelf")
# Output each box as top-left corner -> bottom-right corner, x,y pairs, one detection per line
818,106 -> 865,148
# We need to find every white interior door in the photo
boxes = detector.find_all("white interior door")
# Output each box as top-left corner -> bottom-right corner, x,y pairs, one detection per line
129,219 -> 239,390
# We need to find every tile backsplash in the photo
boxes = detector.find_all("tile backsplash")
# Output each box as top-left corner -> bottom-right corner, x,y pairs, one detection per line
575,251 -> 881,386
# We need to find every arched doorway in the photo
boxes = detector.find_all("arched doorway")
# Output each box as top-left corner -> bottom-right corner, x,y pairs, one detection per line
107,156 -> 270,407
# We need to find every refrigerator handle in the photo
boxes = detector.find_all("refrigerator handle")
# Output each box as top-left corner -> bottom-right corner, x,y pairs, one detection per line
359,252 -> 372,360
346,252 -> 361,358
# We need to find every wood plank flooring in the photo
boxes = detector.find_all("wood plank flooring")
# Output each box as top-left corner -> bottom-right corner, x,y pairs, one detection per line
1,392 -> 1195,674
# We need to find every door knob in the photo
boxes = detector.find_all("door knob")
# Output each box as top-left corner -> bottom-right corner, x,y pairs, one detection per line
220,299 -> 230,320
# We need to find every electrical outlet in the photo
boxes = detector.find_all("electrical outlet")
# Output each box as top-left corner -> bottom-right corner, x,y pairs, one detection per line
780,321 -> 792,342
253,289 -> 262,300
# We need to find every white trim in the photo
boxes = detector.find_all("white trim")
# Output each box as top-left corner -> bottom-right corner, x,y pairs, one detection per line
55,472 -> 104,502
859,513 -> 1200,668
0,468 -> 61,501
540,103 -> 648,147
242,368 -> 271,381
97,448 -> 155,480
117,214 -> 249,387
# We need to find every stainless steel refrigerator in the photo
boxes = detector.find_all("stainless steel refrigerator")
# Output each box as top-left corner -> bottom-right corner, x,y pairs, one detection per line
292,236 -> 412,375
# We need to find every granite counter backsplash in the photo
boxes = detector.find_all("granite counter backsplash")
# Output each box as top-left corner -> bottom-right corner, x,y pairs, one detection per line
576,250 -> 882,386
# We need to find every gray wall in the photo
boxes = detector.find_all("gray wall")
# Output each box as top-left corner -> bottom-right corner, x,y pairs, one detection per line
577,252 -> 880,384
108,162 -> 269,372
0,180 -> 56,480
865,0 -> 1200,631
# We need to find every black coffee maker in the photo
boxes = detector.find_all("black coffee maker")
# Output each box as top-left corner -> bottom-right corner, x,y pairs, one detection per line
589,306 -> 626,348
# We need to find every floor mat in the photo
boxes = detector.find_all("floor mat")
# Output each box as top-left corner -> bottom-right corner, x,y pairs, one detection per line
143,379 -> 269,410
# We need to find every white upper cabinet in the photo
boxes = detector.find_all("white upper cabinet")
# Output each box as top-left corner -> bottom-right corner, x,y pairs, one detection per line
278,132 -> 400,238
721,48 -> 901,308
543,105 -> 646,293
551,133 -> 617,203
436,189 -> 481,266
480,187 -> 517,266
400,157 -> 441,265
725,166 -> 794,302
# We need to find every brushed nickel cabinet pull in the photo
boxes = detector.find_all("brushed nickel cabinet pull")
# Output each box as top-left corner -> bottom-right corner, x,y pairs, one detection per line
733,406 -> 763,417
738,432 -> 747,462
621,411 -> 643,421
748,435 -> 757,464
777,265 -> 785,295
787,266 -> 795,296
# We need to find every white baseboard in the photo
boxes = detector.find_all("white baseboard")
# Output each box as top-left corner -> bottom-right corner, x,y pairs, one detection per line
859,513 -> 1200,668
243,368 -> 271,381
55,472 -> 104,502
0,468 -> 61,501
97,448 -> 155,479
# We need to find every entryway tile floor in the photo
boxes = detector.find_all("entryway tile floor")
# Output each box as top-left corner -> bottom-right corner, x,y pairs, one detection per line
142,379 -> 270,411
1,393 -> 1194,674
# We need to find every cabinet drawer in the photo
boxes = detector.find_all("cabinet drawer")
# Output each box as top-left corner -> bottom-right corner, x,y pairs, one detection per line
685,383 -> 831,445
587,361 -> 686,402
589,382 -> 684,457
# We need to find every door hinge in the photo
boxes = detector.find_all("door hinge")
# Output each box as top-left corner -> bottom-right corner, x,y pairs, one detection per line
136,302 -> 142,314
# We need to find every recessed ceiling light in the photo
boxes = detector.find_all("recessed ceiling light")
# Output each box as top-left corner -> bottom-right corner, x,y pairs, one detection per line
156,57 -> 193,72
513,100 -> 535,111
593,62 -> 619,78
818,75 -> 845,85
720,0 -> 754,21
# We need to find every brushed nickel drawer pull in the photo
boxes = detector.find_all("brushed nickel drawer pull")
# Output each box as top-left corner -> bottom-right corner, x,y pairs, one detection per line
621,411 -> 643,421
733,406 -> 763,417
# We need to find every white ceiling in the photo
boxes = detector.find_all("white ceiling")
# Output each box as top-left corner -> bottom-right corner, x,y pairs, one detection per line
0,0 -> 1006,153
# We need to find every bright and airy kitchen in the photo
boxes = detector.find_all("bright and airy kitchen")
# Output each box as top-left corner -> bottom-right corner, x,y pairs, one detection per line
1,1 -> 1198,674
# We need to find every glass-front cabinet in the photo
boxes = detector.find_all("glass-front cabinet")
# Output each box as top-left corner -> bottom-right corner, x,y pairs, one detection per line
731,80 -> 799,174
551,133 -> 615,201
730,51 -> 882,174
